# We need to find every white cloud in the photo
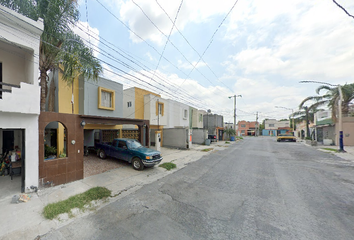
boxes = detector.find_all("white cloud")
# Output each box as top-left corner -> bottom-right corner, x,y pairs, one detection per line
119,0 -> 236,44
177,60 -> 207,70
223,0 -> 354,82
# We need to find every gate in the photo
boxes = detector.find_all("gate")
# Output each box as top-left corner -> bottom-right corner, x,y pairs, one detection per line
101,130 -> 120,143
122,130 -> 140,140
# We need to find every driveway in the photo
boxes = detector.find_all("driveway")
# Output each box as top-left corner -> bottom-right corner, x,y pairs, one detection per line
84,154 -> 129,178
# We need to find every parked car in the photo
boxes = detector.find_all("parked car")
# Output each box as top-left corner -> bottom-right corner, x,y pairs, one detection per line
277,133 -> 296,142
208,135 -> 217,142
95,138 -> 163,170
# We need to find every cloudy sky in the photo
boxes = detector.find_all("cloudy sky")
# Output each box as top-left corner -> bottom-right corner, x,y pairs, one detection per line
75,0 -> 354,123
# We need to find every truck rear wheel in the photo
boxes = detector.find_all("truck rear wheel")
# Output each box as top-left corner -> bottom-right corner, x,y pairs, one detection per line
132,157 -> 144,171
99,150 -> 107,159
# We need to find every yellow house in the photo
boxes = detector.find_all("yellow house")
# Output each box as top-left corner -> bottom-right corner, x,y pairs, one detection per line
46,68 -> 124,157
123,87 -> 167,145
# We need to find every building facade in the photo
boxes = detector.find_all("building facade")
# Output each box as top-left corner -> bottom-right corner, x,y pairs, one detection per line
262,119 -> 290,136
203,114 -> 224,140
0,5 -> 43,192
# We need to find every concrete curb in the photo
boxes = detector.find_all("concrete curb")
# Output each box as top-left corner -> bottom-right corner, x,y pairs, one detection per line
0,141 -> 237,240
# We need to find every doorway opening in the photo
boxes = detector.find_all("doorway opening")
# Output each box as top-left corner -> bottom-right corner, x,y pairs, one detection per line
0,128 -> 25,200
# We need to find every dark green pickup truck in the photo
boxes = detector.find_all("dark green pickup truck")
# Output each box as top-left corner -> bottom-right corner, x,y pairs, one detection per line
95,138 -> 162,170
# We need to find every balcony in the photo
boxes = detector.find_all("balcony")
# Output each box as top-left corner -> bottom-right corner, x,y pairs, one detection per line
0,82 -> 20,99
0,81 -> 40,115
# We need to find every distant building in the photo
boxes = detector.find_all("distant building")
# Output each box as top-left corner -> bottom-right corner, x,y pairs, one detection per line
237,120 -> 258,136
203,114 -> 224,140
262,119 -> 290,136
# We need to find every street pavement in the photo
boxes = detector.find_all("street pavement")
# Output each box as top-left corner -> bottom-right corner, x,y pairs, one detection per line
1,138 -> 354,240
0,141 -> 233,240
38,137 -> 354,240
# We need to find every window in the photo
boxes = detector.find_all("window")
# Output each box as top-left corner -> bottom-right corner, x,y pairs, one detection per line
127,101 -> 132,107
199,114 -> 203,122
241,130 -> 245,133
118,140 -> 127,149
241,124 -> 246,128
183,109 -> 188,119
98,87 -> 115,110
269,124 -> 274,127
156,101 -> 164,116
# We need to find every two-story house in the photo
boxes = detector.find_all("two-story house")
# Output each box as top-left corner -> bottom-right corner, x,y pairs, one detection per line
203,113 -> 224,140
39,70 -> 148,186
262,119 -> 290,136
123,87 -> 166,146
165,99 -> 189,129
0,5 -> 43,193
237,120 -> 257,136
189,107 -> 203,129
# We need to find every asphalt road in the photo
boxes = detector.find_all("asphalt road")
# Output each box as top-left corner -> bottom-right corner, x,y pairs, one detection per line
40,137 -> 354,240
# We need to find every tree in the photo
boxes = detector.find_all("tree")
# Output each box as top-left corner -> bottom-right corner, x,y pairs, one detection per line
292,106 -> 317,139
1,0 -> 102,111
299,83 -> 354,122
224,128 -> 236,140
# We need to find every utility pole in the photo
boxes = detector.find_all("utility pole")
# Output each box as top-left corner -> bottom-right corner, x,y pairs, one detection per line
338,85 -> 344,152
157,99 -> 160,130
255,111 -> 259,136
228,95 -> 242,134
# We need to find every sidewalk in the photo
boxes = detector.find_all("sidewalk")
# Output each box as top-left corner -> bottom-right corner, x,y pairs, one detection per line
299,139 -> 354,162
0,141 -> 235,240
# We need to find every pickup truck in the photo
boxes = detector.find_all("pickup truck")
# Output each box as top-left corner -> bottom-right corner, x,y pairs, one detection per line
95,138 -> 163,170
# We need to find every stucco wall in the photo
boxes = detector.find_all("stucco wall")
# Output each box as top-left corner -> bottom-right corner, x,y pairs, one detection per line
0,112 -> 39,191
192,129 -> 208,144
144,94 -> 167,126
0,5 -> 43,85
0,42 -> 27,87
335,117 -> 354,146
163,128 -> 187,149
80,76 -> 123,118
166,100 -> 189,128
134,87 -> 160,120
0,82 -> 40,114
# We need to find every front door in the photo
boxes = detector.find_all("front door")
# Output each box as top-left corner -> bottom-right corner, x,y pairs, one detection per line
218,129 -> 223,140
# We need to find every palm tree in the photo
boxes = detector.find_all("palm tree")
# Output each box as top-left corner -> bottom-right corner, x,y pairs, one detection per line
224,128 -> 236,140
1,0 -> 102,111
292,106 -> 315,138
299,83 -> 354,122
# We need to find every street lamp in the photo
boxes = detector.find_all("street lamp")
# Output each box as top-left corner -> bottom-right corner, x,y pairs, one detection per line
275,106 -> 294,132
299,80 -> 344,152
228,95 -> 242,133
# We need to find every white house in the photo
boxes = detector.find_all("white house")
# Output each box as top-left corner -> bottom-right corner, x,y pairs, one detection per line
0,5 -> 43,193
144,94 -> 168,127
165,99 -> 189,129
190,107 -> 204,129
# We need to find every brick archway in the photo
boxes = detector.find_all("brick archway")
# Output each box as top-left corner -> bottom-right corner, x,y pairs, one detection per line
39,112 -> 83,186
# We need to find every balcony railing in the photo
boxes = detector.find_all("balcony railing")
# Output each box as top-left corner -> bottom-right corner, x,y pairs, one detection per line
0,82 -> 20,99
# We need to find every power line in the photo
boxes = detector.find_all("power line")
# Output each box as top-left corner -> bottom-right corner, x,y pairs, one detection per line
186,0 -> 240,77
1,4 -> 227,115
149,0 -> 184,83
130,0 -> 228,93
154,0 -> 233,91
